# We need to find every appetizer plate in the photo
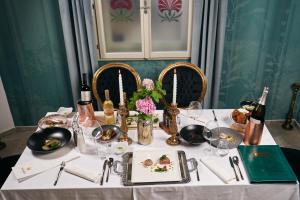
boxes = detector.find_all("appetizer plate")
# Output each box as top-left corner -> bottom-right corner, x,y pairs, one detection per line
180,124 -> 206,145
114,151 -> 192,186
210,127 -> 243,149
27,127 -> 71,153
38,114 -> 68,129
131,150 -> 182,183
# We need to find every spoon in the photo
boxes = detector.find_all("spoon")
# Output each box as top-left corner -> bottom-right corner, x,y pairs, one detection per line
232,156 -> 244,180
109,157 -> 114,174
106,158 -> 114,182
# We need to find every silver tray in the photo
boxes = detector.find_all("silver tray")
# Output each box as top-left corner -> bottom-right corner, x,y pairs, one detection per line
113,151 -> 196,186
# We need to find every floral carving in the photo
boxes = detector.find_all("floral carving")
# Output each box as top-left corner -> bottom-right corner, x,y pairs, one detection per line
110,0 -> 134,22
158,0 -> 182,22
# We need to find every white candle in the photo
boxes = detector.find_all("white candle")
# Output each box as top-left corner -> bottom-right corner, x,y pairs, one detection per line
119,70 -> 124,105
172,69 -> 177,105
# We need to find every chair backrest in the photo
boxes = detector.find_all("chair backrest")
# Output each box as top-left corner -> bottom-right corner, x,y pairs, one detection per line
92,63 -> 141,109
158,62 -> 207,108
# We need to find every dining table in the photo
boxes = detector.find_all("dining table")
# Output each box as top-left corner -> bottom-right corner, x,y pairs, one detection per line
0,109 -> 299,200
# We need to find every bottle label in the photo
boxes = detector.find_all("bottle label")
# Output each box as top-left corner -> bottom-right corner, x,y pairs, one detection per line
250,117 -> 261,124
81,91 -> 91,102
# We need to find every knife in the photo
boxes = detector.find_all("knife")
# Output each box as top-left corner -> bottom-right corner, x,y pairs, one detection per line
196,167 -> 200,181
229,157 -> 239,181
212,110 -> 218,122
100,160 -> 108,185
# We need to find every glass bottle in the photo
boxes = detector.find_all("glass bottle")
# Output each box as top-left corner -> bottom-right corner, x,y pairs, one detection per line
77,73 -> 95,125
244,86 -> 269,145
103,89 -> 115,124
80,73 -> 92,103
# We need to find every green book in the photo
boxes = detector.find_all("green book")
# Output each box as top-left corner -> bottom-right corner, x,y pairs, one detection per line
238,145 -> 298,183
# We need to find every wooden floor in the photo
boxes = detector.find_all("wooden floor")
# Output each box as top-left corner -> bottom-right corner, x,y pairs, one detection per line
0,121 -> 299,158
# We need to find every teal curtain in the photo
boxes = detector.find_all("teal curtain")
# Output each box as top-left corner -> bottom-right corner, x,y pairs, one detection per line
0,0 -> 73,126
219,0 -> 300,121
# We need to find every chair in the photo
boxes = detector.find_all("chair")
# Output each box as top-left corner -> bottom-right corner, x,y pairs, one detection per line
92,63 -> 141,109
158,62 -> 207,108
0,154 -> 20,188
280,147 -> 300,180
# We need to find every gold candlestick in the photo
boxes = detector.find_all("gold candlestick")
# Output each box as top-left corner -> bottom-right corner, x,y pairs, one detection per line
118,104 -> 132,145
166,104 -> 181,146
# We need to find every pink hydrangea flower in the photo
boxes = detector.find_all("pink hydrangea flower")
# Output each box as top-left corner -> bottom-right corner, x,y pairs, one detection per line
136,96 -> 156,115
142,78 -> 154,91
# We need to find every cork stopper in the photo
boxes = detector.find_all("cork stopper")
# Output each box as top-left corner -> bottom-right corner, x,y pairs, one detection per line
105,89 -> 110,100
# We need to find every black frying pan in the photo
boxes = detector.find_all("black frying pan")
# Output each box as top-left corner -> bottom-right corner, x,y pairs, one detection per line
27,127 -> 71,153
180,124 -> 206,145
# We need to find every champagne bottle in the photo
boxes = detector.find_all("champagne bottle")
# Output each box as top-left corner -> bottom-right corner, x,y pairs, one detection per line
244,86 -> 269,145
80,73 -> 91,103
103,89 -> 115,124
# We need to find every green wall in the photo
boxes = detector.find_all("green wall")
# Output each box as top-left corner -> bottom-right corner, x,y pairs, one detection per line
0,0 -> 73,126
219,0 -> 300,121
98,60 -> 189,80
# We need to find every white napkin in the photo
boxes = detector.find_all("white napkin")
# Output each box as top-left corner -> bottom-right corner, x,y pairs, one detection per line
12,153 -> 80,182
57,107 -> 73,116
64,163 -> 99,183
200,156 -> 235,184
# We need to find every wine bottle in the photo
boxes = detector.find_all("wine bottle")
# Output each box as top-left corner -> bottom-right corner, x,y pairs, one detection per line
103,89 -> 115,124
80,73 -> 91,103
243,86 -> 269,145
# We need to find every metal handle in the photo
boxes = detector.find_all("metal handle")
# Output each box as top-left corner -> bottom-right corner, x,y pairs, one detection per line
187,158 -> 197,172
113,160 -> 123,176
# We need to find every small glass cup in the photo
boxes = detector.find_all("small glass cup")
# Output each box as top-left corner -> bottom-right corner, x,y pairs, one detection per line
216,139 -> 229,157
203,120 -> 220,156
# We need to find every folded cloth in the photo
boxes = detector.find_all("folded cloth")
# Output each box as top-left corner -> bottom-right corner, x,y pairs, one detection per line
64,163 -> 99,183
57,107 -> 73,116
200,156 -> 235,184
12,152 -> 80,182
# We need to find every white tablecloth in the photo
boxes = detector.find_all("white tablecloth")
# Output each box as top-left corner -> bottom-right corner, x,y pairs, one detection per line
1,110 -> 299,200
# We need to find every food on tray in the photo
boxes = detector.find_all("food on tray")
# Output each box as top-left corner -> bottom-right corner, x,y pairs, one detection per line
154,165 -> 168,172
231,108 -> 250,124
139,154 -> 174,173
242,104 -> 255,111
42,138 -> 61,150
44,119 -> 65,126
159,155 -> 170,165
38,114 -> 68,129
219,132 -> 236,143
143,159 -> 153,167
100,128 -> 116,141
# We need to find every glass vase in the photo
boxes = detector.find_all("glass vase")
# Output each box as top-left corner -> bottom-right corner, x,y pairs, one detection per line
137,119 -> 153,145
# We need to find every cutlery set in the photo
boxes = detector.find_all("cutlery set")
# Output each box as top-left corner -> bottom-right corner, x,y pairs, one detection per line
53,158 -> 114,186
229,156 -> 244,181
100,158 -> 114,185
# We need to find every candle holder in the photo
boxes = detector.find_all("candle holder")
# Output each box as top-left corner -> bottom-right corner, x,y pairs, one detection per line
166,104 -> 181,146
282,83 -> 300,130
118,104 -> 132,145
